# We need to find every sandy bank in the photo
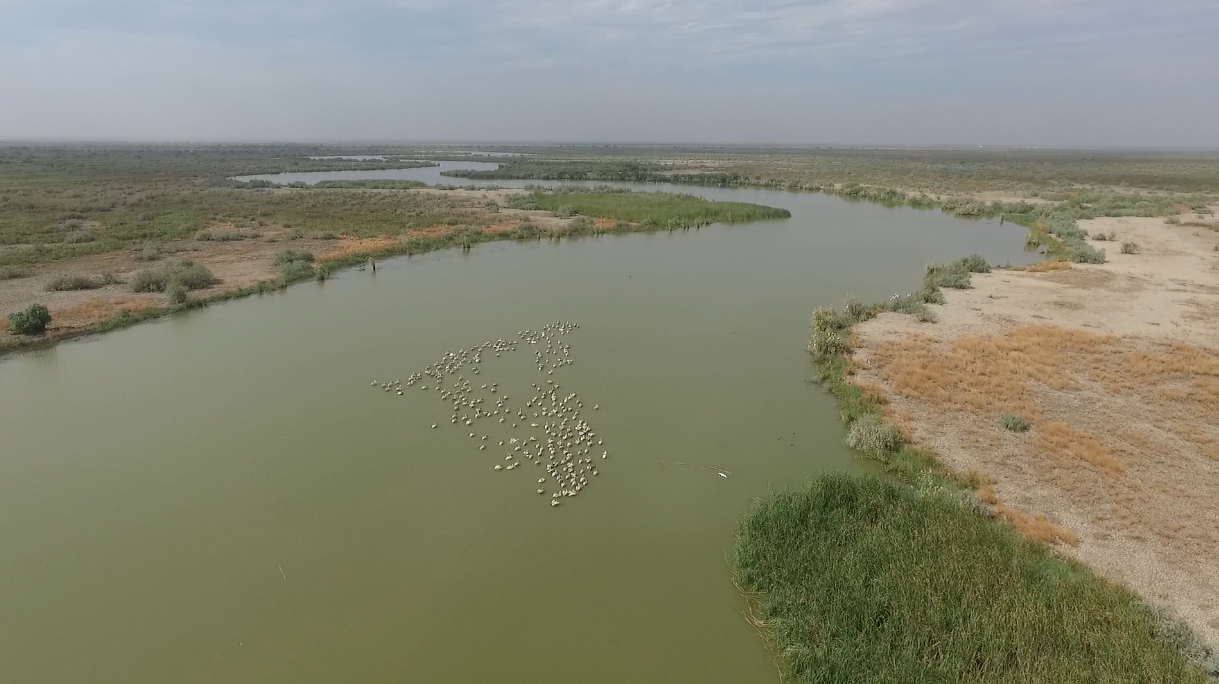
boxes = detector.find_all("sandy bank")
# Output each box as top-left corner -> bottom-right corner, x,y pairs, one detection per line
850,213 -> 1219,645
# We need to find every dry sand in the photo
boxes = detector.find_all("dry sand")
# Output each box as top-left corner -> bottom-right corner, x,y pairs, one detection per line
852,214 -> 1219,645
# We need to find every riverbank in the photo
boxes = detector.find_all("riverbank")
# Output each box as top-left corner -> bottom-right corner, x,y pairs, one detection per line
735,206 -> 1219,680
0,187 -> 787,357
852,209 -> 1219,644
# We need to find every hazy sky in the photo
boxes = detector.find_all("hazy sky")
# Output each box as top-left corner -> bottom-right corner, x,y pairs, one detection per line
1,0 -> 1216,146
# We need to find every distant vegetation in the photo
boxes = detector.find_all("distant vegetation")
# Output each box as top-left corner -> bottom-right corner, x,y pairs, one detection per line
0,146 -> 484,266
505,186 -> 790,228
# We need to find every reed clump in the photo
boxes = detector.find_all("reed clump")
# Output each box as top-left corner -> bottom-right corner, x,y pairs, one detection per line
735,474 -> 1211,683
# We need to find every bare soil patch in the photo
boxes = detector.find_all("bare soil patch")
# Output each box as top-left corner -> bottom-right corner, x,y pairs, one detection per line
851,216 -> 1219,646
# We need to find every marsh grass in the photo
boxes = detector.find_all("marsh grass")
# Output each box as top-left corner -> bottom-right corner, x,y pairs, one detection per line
734,474 -> 1210,684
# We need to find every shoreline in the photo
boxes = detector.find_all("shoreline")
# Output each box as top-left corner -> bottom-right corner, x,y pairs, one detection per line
734,205 -> 1219,679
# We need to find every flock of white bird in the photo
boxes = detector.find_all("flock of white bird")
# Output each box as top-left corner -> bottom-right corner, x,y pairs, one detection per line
371,321 -> 607,507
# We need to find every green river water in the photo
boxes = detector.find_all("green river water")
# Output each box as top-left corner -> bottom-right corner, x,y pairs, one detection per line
0,170 -> 1035,683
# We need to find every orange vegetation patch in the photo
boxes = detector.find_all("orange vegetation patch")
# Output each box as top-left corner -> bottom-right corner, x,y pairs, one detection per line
593,218 -> 616,230
317,236 -> 404,263
405,225 -> 454,240
1011,260 -> 1072,272
483,222 -> 518,235
995,503 -> 1080,546
54,296 -> 157,327
860,323 -> 1219,555
873,325 -> 1109,419
1037,421 -> 1122,473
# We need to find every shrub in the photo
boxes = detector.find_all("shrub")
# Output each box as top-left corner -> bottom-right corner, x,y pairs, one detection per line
1121,242 -> 1140,254
844,413 -> 904,460
45,273 -> 120,291
0,265 -> 31,280
809,307 -> 849,361
130,259 -> 217,293
8,304 -> 51,335
136,242 -> 162,261
1093,233 -> 1109,241
64,230 -> 96,244
958,254 -> 991,273
553,203 -> 577,218
999,413 -> 1030,432
196,230 -> 254,242
276,259 -> 316,282
273,249 -> 315,266
568,216 -> 595,235
166,282 -> 188,305
1069,244 -> 1107,264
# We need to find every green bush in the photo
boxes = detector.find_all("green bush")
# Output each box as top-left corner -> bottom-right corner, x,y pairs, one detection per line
999,413 -> 1030,432
0,265 -> 31,280
130,259 -> 217,293
8,303 -> 51,335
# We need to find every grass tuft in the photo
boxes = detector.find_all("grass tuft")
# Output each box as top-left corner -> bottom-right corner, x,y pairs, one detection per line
999,413 -> 1030,432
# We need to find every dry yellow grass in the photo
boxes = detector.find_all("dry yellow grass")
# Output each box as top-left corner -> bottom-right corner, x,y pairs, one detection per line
317,235 -> 405,263
54,296 -> 157,327
864,324 -> 1218,556
1011,260 -> 1073,272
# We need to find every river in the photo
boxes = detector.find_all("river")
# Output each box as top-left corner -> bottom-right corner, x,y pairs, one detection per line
0,163 -> 1035,683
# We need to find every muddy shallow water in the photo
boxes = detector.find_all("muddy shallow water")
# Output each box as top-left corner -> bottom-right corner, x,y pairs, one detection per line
0,168 -> 1035,683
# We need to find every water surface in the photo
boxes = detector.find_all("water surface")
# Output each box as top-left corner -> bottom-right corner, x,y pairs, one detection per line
0,172 -> 1035,683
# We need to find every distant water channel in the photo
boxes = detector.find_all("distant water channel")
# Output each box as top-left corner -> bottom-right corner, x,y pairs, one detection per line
1,163 -> 1036,683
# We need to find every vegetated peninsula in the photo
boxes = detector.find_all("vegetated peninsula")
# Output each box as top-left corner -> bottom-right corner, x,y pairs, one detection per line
0,145 -> 788,355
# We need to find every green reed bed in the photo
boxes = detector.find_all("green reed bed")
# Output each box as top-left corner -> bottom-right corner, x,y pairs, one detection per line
735,474 -> 1210,684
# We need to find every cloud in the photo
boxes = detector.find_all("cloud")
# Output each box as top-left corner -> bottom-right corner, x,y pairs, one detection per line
0,0 -> 1216,144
